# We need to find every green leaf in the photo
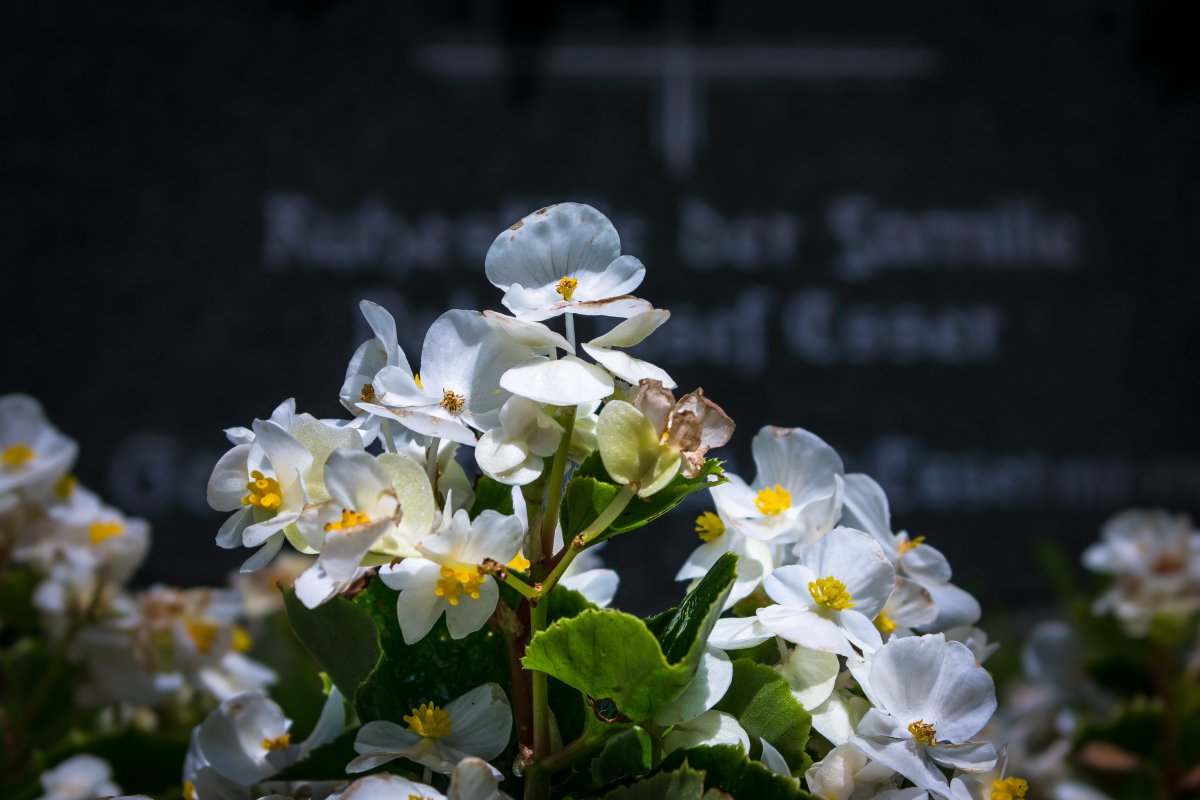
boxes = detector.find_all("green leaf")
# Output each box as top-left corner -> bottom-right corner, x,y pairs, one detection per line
0,569 -> 39,638
471,475 -> 515,519
592,726 -> 653,786
660,745 -> 815,800
525,555 -> 736,723
282,586 -> 381,703
566,453 -> 726,544
715,660 -> 812,775
603,763 -> 706,800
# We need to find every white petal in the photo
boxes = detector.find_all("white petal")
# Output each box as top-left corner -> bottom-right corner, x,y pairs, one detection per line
776,646 -> 839,710
239,533 -> 284,573
421,310 -> 533,417
707,616 -> 773,650
445,576 -> 499,639
499,357 -> 614,406
560,568 -> 619,608
759,737 -> 791,775
796,528 -> 894,618
482,310 -> 574,353
582,344 -> 676,389
654,647 -> 733,726
444,683 -> 513,762
809,689 -> 871,746
588,309 -> 671,348
849,733 -> 950,799
485,203 -> 622,293
663,709 -> 750,754
208,444 -> 251,511
757,604 -> 856,657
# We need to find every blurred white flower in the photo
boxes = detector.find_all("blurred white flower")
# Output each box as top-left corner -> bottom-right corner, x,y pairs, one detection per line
36,754 -> 120,800
0,394 -> 77,502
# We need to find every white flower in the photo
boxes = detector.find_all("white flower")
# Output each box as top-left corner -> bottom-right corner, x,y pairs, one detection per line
329,756 -> 511,800
293,449 -> 437,608
484,203 -> 652,322
0,394 -> 77,500
949,745 -> 1031,800
580,309 -> 675,388
338,300 -> 418,446
36,755 -> 121,800
850,634 -> 997,800
365,310 -> 537,445
840,474 -> 980,631
713,427 -> 844,546
774,645 -> 869,745
1082,509 -> 1200,635
379,508 -> 523,643
756,528 -> 895,657
662,710 -> 750,754
348,683 -> 512,775
484,311 -> 615,407
208,399 -> 361,572
475,397 -> 563,486
805,742 -> 899,800
676,507 -> 776,610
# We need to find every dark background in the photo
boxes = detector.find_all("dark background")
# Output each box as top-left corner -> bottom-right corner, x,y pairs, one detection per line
3,0 -> 1198,618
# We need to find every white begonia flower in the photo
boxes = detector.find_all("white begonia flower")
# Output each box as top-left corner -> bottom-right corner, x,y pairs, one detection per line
329,756 -> 512,800
1081,509 -> 1200,635
756,528 -> 895,657
580,309 -> 676,388
713,427 -> 844,546
676,506 -> 776,610
850,634 -> 997,800
840,473 -> 981,631
481,310 -> 616,407
293,449 -> 438,608
484,202 -> 652,322
944,626 -> 1000,666
379,507 -> 523,644
662,709 -> 750,754
949,745 -> 1031,800
0,394 -> 77,499
706,614 -> 775,651
36,754 -> 121,800
338,300 -> 419,447
365,310 -> 538,445
208,399 -> 362,573
775,643 -> 871,745
348,683 -> 512,775
475,396 -> 563,486
805,742 -> 900,800
876,577 -> 938,640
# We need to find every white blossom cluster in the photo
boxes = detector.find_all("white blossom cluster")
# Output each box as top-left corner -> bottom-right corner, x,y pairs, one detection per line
671,428 -> 1019,800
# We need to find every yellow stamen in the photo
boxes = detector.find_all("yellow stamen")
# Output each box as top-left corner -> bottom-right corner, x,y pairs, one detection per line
413,372 -> 423,388
242,470 -> 282,510
695,511 -> 726,542
754,484 -> 792,515
89,521 -> 125,546
360,383 -> 376,403
54,474 -> 77,499
435,566 -> 486,606
404,701 -> 453,739
908,719 -> 937,745
898,535 -> 926,555
261,733 -> 291,751
508,552 -> 531,571
808,576 -> 855,611
556,276 -> 579,300
991,777 -> 1029,800
1,443 -> 34,468
232,624 -> 252,652
874,610 -> 897,634
324,508 -> 372,532
183,781 -> 197,800
187,621 -> 219,654
440,388 -> 465,413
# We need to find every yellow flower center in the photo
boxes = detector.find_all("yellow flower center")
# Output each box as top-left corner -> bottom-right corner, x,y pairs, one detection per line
439,388 -> 466,413
874,610 -> 897,634
754,484 -> 792,515
1,443 -> 34,468
242,471 -> 282,510
89,521 -> 125,546
695,511 -> 726,542
898,535 -> 926,555
324,508 -> 372,532
54,474 -> 77,499
183,780 -> 197,800
261,733 -> 291,751
232,624 -> 252,652
405,702 -> 453,739
360,383 -> 376,403
992,777 -> 1029,800
187,621 -> 219,654
508,552 -> 531,571
436,566 -> 486,606
908,719 -> 937,745
809,576 -> 855,610
556,276 -> 579,300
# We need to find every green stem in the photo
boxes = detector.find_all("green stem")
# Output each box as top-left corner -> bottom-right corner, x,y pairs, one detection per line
526,598 -> 551,800
538,407 -> 577,564
532,722 -> 623,776
540,485 -> 636,596
501,570 -> 540,602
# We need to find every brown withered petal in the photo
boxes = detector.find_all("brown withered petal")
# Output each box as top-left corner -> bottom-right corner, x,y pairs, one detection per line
632,378 -> 676,436
673,388 -> 735,450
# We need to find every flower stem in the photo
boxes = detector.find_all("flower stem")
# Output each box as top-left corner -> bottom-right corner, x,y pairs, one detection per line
564,312 -> 576,351
502,569 -> 540,602
527,597 -> 551,800
538,407 -> 577,564
541,485 -> 635,596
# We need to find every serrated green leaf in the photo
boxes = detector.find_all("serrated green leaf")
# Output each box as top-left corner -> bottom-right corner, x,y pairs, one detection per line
715,660 -> 812,775
471,475 -> 515,519
592,726 -> 653,786
603,763 -> 706,800
660,745 -> 815,800
566,453 -> 726,544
